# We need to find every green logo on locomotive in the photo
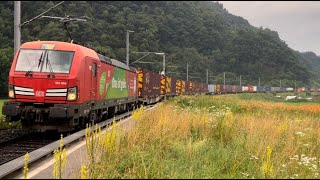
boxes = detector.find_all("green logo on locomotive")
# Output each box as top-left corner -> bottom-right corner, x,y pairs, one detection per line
99,67 -> 129,99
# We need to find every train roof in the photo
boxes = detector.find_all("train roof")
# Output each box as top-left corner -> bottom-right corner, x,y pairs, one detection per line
20,41 -> 99,58
97,55 -> 136,72
110,58 -> 131,71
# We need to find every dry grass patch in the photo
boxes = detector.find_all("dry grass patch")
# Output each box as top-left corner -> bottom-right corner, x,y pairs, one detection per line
83,95 -> 320,179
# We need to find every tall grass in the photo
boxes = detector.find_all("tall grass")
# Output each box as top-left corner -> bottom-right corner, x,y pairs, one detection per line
82,94 -> 320,178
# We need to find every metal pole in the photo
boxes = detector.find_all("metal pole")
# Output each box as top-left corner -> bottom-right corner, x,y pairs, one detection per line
163,54 -> 165,75
280,80 -> 281,87
126,30 -> 129,66
14,1 -> 21,54
259,77 -> 260,86
187,62 -> 189,81
206,69 -> 208,84
15,1 -> 65,55
240,75 -> 241,86
224,72 -> 225,86
295,80 -> 296,92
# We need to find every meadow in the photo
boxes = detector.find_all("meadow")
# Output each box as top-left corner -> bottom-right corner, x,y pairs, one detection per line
78,93 -> 320,179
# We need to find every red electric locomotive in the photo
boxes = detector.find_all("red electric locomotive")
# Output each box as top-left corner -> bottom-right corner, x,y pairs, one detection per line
2,41 -> 138,132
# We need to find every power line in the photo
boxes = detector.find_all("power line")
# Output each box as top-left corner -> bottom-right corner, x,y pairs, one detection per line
20,1 -> 65,27
40,15 -> 88,42
15,1 -> 65,53
40,15 -> 87,23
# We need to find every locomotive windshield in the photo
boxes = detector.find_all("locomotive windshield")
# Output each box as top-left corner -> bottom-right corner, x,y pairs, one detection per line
15,49 -> 43,72
15,49 -> 74,74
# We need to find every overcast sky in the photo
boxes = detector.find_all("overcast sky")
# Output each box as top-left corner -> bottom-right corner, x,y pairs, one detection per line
219,1 -> 320,56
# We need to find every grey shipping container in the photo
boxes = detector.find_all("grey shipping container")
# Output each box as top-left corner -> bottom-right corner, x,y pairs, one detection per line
208,84 -> 214,93
271,87 -> 281,92
265,86 -> 271,92
257,86 -> 266,92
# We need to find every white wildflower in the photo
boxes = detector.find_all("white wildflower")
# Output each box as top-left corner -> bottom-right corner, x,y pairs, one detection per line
241,172 -> 249,177
290,155 -> 299,161
295,132 -> 306,137
250,155 -> 259,160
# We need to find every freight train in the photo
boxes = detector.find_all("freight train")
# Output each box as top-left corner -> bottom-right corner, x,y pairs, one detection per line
1,41 -> 299,132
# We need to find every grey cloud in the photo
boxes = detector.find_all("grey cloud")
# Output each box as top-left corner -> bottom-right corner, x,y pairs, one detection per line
219,1 -> 320,55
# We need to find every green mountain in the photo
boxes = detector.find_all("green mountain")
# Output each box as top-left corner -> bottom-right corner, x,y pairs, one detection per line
298,51 -> 320,87
0,1 -> 316,97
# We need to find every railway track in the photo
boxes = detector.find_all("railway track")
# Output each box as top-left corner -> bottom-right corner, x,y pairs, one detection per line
0,105 -> 155,179
0,132 -> 60,165
0,129 -> 34,145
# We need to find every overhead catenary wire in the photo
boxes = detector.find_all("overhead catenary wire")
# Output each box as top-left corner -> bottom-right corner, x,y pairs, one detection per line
40,15 -> 88,42
15,1 -> 65,53
20,1 -> 65,27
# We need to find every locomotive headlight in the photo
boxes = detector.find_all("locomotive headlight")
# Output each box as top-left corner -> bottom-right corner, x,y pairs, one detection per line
8,85 -> 15,98
67,87 -> 77,101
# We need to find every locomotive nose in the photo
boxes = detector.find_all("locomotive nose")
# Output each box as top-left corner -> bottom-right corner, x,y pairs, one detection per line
13,77 -> 69,103
33,80 -> 69,102
34,90 -> 46,102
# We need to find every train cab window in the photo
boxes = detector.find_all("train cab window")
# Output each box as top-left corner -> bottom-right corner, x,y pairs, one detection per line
16,49 -> 74,74
92,63 -> 97,77
15,49 -> 45,72
43,50 -> 74,74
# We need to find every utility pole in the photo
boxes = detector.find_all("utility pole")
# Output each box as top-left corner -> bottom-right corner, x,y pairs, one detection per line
126,30 -> 134,66
14,1 -> 21,54
206,69 -> 208,84
224,72 -> 226,86
295,80 -> 297,92
280,80 -> 281,87
259,77 -> 260,86
187,62 -> 189,81
14,1 -> 65,54
240,75 -> 241,86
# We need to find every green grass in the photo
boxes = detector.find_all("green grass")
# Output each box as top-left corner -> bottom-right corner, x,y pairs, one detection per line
0,99 -> 6,120
80,94 -> 320,179
0,99 -> 5,116
0,99 -> 21,129
237,92 -> 320,105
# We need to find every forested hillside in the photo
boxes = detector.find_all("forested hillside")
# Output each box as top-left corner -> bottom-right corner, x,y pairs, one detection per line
0,1 -> 317,97
299,51 -> 320,86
